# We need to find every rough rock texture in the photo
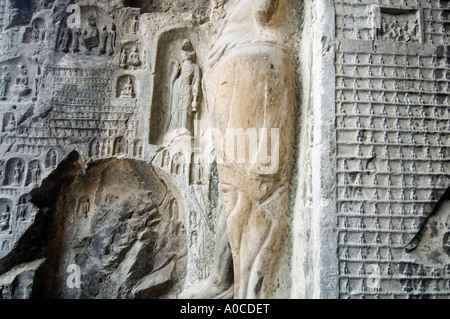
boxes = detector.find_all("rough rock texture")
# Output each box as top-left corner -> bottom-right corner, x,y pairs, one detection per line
0,0 -> 449,300
35,156 -> 188,298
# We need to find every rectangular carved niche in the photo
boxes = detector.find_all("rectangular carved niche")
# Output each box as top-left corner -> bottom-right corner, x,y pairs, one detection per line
377,6 -> 423,43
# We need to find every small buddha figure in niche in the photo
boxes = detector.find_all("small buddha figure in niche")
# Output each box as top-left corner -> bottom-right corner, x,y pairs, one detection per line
0,205 -> 10,231
5,115 -> 15,132
83,15 -> 99,51
11,65 -> 31,98
120,78 -> 135,98
127,46 -> 141,68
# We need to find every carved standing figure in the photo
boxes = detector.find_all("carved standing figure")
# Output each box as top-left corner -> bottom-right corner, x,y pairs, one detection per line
90,139 -> 100,157
49,150 -> 57,167
33,66 -> 43,101
0,68 -> 11,100
119,48 -> 128,68
165,39 -> 201,136
131,15 -> 139,34
13,162 -> 23,185
31,163 -> 41,184
60,26 -> 72,53
0,205 -> 10,231
72,28 -> 81,53
201,0 -> 295,299
109,23 -> 117,55
18,201 -> 27,221
32,25 -> 40,43
98,26 -> 108,55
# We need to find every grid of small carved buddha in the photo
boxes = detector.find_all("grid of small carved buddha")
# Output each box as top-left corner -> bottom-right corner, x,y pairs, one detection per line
46,67 -> 140,158
51,68 -> 112,107
335,48 -> 450,298
335,0 -> 450,45
0,0 -> 5,33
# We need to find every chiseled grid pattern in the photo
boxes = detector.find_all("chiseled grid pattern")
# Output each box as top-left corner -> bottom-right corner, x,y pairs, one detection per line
41,67 -> 141,158
335,0 -> 450,299
0,0 -> 6,33
335,0 -> 450,46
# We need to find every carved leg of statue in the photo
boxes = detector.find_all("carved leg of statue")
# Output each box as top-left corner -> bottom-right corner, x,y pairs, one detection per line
206,43 -> 295,298
219,172 -> 290,298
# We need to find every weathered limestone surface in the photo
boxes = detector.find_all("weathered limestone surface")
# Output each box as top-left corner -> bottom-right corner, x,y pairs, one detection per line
0,0 -> 449,299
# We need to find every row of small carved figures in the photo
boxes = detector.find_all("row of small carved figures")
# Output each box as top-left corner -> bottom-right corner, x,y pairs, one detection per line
0,201 -> 36,232
337,91 -> 450,105
336,7 -> 449,23
339,20 -> 448,37
339,185 -> 444,201
340,189 -> 438,202
53,77 -> 110,85
340,246 -> 411,262
338,159 -> 447,176
339,136 -> 448,154
340,279 -> 450,296
339,191 -> 444,206
10,131 -> 136,147
52,68 -> 111,78
338,121 -> 450,136
341,140 -> 447,155
339,173 -> 447,189
47,118 -> 138,129
53,90 -> 107,99
49,110 -> 138,121
337,80 -> 450,95
58,17 -> 142,66
336,0 -> 448,8
50,97 -> 105,105
337,66 -> 450,82
10,144 -> 144,161
338,53 -> 450,68
339,215 -> 423,232
339,152 -> 449,167
338,117 -> 450,134
49,105 -> 138,114
339,197 -> 434,212
336,12 -> 448,25
46,115 -> 138,127
340,262 -> 450,280
0,161 -> 43,188
58,18 -> 117,56
337,103 -> 449,117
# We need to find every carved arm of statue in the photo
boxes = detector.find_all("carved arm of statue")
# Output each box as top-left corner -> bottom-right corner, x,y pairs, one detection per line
251,0 -> 279,25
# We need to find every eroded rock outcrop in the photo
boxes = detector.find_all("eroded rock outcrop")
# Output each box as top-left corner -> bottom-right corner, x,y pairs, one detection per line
1,153 -> 188,298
